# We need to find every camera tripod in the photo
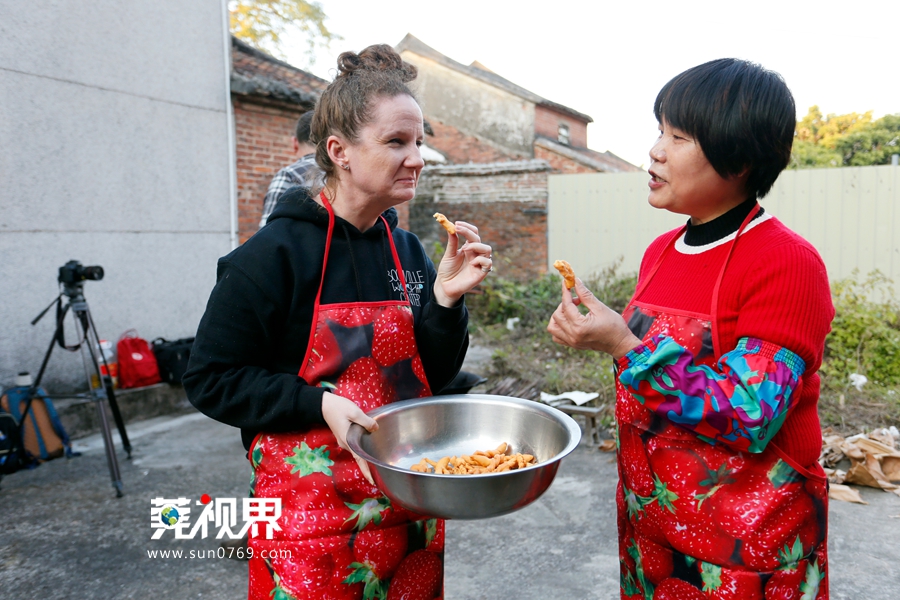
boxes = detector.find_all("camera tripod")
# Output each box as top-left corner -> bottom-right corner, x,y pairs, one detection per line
28,281 -> 131,497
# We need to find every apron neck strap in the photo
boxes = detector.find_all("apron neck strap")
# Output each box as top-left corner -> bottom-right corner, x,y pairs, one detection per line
631,225 -> 687,302
630,201 -> 761,357
316,191 -> 410,304
314,191 -> 337,308
710,201 -> 760,355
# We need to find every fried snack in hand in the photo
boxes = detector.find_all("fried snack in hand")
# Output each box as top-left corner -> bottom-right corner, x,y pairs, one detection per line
433,212 -> 456,235
553,259 -> 576,289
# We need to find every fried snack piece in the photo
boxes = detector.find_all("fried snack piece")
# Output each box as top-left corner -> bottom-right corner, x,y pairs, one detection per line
553,259 -> 576,289
409,442 -> 538,475
433,212 -> 456,235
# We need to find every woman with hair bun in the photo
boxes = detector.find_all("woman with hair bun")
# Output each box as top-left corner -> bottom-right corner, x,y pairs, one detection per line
185,44 -> 491,599
548,59 -> 833,599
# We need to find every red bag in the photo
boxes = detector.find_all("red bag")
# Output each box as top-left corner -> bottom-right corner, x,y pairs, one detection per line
117,330 -> 161,389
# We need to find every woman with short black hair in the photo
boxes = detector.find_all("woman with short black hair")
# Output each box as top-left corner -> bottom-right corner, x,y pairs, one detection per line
549,58 -> 833,599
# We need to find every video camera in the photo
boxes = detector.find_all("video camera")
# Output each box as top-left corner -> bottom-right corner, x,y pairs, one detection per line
58,260 -> 104,285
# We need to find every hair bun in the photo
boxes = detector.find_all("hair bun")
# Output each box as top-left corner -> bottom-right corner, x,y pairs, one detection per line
336,44 -> 417,83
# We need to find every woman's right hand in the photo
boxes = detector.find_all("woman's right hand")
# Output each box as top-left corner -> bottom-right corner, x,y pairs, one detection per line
321,392 -> 379,484
547,278 -> 642,359
433,220 -> 493,307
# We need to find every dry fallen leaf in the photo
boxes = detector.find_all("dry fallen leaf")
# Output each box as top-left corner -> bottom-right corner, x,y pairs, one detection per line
820,435 -> 846,468
829,483 -> 868,504
844,462 -> 881,488
840,440 -> 866,462
850,436 -> 900,457
819,429 -> 900,503
882,456 -> 900,483
865,453 -> 899,489
844,455 -> 898,490
823,468 -> 846,484
598,439 -> 616,452
868,428 -> 897,449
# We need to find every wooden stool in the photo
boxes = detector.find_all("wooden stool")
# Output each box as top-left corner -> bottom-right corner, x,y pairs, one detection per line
553,404 -> 604,445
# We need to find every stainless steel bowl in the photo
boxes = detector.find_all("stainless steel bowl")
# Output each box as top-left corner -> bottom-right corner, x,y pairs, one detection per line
346,394 -> 582,519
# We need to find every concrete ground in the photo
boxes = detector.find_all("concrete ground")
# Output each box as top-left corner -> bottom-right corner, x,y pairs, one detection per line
1,410 -> 899,599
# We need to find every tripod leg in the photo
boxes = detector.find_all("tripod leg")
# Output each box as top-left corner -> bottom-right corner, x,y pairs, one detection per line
82,308 -> 132,458
103,381 -> 132,459
26,298 -> 66,406
72,304 -> 125,497
94,388 -> 124,498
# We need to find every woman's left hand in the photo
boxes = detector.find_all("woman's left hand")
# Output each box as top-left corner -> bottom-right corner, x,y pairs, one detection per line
547,278 -> 642,359
433,220 -> 493,307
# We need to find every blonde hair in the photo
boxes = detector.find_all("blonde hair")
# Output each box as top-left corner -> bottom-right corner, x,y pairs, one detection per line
307,44 -> 418,193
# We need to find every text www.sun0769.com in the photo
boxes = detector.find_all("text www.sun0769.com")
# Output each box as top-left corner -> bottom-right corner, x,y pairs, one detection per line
146,547 -> 292,560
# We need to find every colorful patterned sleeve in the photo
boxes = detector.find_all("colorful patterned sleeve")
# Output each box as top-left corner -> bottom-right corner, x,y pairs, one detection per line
616,335 -> 806,453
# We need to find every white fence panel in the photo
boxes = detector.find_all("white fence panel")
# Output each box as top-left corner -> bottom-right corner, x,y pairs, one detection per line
548,165 -> 900,285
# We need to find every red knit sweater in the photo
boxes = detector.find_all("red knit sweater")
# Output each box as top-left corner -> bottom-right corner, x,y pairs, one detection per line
635,214 -> 834,467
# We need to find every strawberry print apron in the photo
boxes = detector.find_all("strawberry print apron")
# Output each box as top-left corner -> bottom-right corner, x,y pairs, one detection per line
248,194 -> 444,600
615,207 -> 829,600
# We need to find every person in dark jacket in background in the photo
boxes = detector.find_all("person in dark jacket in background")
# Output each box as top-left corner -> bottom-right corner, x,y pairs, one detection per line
183,44 -> 492,600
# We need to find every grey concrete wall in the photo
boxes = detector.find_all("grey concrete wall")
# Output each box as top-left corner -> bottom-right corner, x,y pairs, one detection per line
0,1 -> 234,391
401,53 -> 535,157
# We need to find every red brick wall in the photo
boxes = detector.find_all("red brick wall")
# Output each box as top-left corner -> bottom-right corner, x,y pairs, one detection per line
534,105 -> 588,148
395,201 -> 410,231
233,98 -> 306,243
426,118 -> 521,164
534,145 -> 597,174
430,201 -> 547,281
410,162 -> 550,281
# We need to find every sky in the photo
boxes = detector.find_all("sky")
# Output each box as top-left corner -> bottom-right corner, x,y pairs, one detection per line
282,0 -> 899,169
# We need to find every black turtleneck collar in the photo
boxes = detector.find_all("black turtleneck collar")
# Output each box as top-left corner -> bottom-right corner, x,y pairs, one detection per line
683,198 -> 764,247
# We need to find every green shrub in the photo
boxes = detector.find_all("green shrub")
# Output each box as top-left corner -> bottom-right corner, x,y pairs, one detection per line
465,261 -> 636,416
465,263 -> 900,432
467,259 -> 638,330
822,270 -> 900,387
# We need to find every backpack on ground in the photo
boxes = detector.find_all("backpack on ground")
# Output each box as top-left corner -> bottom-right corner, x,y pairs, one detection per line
0,385 -> 76,464
0,405 -> 30,477
151,337 -> 194,385
117,330 -> 162,389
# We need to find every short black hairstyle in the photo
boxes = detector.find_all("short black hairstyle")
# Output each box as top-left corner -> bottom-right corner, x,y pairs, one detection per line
295,110 -> 314,144
654,58 -> 795,200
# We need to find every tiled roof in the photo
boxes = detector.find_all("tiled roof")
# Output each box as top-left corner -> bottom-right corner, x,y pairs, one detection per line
423,159 -> 552,177
230,36 -> 328,107
535,135 -> 642,173
397,34 -> 592,124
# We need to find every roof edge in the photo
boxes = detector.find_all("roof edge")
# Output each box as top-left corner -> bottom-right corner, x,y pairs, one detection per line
422,159 -> 552,177
397,34 -> 591,124
230,72 -> 318,108
231,35 -> 330,86
535,136 -> 641,173
537,100 -> 593,124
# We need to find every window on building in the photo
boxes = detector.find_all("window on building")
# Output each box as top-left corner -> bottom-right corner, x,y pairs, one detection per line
558,123 -> 570,145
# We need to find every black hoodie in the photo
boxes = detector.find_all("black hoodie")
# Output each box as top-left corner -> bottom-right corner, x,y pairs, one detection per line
183,188 -> 469,450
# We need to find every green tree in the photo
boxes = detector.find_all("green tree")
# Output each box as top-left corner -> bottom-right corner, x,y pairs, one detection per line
834,114 -> 900,166
790,139 -> 842,169
229,0 -> 340,65
791,106 -> 900,169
